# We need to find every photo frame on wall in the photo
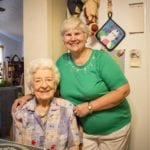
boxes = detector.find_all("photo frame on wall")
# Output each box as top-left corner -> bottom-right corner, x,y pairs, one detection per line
128,2 -> 144,34
129,49 -> 141,67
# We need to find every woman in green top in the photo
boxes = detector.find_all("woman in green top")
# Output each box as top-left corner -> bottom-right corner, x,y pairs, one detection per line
12,16 -> 131,150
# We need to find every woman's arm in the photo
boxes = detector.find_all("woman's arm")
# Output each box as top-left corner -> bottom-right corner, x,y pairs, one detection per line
11,94 -> 33,112
73,83 -> 130,117
90,83 -> 130,111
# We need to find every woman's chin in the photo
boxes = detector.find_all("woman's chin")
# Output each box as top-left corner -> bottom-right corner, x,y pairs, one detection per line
38,95 -> 53,102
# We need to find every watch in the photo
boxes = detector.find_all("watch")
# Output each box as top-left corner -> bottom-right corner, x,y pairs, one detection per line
88,102 -> 93,114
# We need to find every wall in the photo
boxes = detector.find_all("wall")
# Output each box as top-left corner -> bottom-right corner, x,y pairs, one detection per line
23,0 -> 66,93
48,0 -> 66,62
0,33 -> 23,58
97,0 -> 149,150
23,0 -> 51,60
146,0 -> 150,149
24,0 -> 49,93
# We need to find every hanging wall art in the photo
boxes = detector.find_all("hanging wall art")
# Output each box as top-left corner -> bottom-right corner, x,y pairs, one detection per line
95,0 -> 126,51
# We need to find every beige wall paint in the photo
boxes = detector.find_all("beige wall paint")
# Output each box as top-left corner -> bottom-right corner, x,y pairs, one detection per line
24,0 -> 49,93
146,0 -> 150,149
24,0 -> 66,93
50,0 -> 66,62
24,0 -> 49,59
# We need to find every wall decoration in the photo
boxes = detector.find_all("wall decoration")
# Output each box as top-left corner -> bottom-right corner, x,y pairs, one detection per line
129,49 -> 141,67
95,0 -> 126,51
95,13 -> 126,51
128,2 -> 144,34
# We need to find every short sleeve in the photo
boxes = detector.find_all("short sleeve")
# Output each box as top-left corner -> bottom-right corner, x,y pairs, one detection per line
98,51 -> 128,90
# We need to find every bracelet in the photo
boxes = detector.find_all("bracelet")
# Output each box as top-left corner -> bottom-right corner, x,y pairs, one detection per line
88,102 -> 93,114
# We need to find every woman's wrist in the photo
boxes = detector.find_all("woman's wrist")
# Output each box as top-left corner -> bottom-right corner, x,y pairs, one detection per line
87,102 -> 93,114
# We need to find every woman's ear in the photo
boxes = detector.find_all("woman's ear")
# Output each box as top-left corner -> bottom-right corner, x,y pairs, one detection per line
54,83 -> 58,91
30,86 -> 34,95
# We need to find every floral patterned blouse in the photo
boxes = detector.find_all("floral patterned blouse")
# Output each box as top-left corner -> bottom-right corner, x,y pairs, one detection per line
12,97 -> 81,150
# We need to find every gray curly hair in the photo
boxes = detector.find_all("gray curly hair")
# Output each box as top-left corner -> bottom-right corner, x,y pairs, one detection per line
26,58 -> 60,92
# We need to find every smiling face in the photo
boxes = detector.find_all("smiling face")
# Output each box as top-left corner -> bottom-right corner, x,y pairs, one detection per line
63,28 -> 87,53
32,69 -> 56,103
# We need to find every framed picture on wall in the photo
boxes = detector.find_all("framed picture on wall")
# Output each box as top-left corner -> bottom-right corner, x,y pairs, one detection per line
128,2 -> 144,34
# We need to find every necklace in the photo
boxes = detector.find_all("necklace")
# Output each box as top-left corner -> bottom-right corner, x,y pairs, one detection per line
37,112 -> 47,118
35,107 -> 49,118
35,109 -> 48,124
36,110 -> 48,124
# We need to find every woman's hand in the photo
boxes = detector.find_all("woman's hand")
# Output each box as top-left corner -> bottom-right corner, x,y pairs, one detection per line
11,94 -> 33,112
73,83 -> 130,117
73,102 -> 90,117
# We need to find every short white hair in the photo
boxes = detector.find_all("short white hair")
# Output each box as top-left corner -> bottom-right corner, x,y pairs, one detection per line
26,58 -> 60,91
60,16 -> 89,39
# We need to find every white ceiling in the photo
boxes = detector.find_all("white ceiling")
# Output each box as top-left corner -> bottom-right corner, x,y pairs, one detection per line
0,0 -> 23,42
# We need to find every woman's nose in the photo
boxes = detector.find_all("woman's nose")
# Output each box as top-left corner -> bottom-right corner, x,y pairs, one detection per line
70,34 -> 76,41
41,80 -> 48,88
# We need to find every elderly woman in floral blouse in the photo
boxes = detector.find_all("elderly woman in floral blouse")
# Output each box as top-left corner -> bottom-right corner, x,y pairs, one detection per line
12,58 -> 81,150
